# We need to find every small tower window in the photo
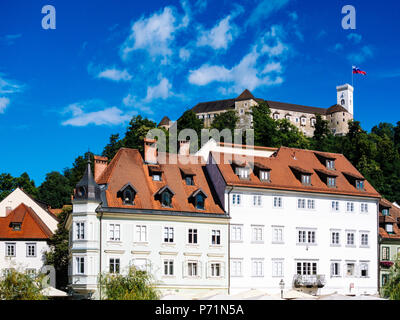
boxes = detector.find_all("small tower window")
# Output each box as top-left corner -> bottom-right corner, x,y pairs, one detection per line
341,99 -> 345,105
195,194 -> 205,210
237,167 -> 250,179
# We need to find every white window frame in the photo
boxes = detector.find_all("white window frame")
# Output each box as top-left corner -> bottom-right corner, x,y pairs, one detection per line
163,259 -> 174,276
75,221 -> 85,240
297,228 -> 317,245
251,259 -> 264,277
232,193 -> 242,206
272,226 -> 284,244
252,195 -> 262,207
360,203 -> 369,213
345,261 -> 356,277
135,225 -> 147,243
211,229 -> 221,245
360,261 -> 369,278
187,261 -> 200,278
5,243 -> 16,257
188,228 -> 198,244
345,230 -> 356,247
109,258 -> 120,274
230,225 -> 243,242
109,223 -> 121,241
331,201 -> 339,212
26,243 -> 36,257
297,198 -> 306,209
330,261 -> 341,277
231,259 -> 243,277
163,227 -> 174,243
272,259 -> 284,277
360,232 -> 369,247
273,196 -> 283,208
251,225 -> 264,243
346,202 -> 355,212
76,256 -> 85,274
330,230 -> 341,246
210,262 -> 222,278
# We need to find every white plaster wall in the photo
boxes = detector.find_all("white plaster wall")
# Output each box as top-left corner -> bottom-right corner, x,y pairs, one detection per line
226,188 -> 378,296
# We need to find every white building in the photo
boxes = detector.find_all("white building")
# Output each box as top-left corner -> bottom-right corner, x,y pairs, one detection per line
0,188 -> 58,276
66,140 -> 229,299
200,140 -> 380,296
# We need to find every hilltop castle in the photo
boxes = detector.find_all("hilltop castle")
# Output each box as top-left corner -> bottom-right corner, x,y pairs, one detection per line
160,84 -> 354,137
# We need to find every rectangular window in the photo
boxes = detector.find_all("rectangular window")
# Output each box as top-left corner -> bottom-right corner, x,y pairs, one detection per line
298,230 -> 316,244
382,247 -> 390,260
273,196 -> 282,208
152,174 -> 161,181
75,222 -> 85,240
231,225 -> 242,242
76,257 -> 84,274
260,170 -> 270,181
232,194 -> 241,206
6,243 -> 16,257
301,175 -> 311,185
211,263 -> 221,277
331,201 -> 339,211
360,203 -> 369,213
231,260 -> 242,277
238,168 -> 249,179
360,262 -> 369,277
164,227 -> 174,243
272,260 -> 284,277
386,224 -> 394,233
272,227 -> 284,243
346,232 -> 355,246
307,199 -> 315,210
327,177 -> 336,187
331,231 -> 340,246
109,224 -> 120,241
211,230 -> 221,245
382,208 -> 389,216
296,262 -> 317,275
331,262 -> 341,277
346,262 -> 355,277
361,233 -> 369,247
163,260 -> 174,276
252,260 -> 264,277
188,229 -> 198,244
346,202 -> 354,212
252,226 -> 263,242
326,160 -> 335,169
297,199 -> 306,209
356,180 -> 365,190
253,195 -> 262,207
188,262 -> 198,277
135,225 -> 147,242
26,243 -> 36,257
109,258 -> 120,274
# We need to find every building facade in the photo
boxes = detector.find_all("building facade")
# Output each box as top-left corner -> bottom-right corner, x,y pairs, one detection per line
0,188 -> 58,276
66,141 -> 230,299
190,84 -> 354,137
378,199 -> 400,291
199,140 -> 380,295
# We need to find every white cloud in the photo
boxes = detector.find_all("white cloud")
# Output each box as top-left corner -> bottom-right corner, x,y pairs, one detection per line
0,74 -> 23,94
97,68 -> 132,82
144,77 -> 173,102
347,45 -> 373,64
179,48 -> 191,61
62,103 -> 131,126
189,26 -> 287,91
247,0 -> 290,27
347,33 -> 362,44
120,7 -> 179,61
0,34 -> 22,45
122,94 -> 154,114
196,15 -> 238,50
0,97 -> 10,113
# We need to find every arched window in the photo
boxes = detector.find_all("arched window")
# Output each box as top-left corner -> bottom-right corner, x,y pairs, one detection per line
162,191 -> 172,207
195,194 -> 205,210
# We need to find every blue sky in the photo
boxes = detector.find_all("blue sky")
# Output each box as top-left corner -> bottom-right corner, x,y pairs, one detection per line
0,0 -> 399,184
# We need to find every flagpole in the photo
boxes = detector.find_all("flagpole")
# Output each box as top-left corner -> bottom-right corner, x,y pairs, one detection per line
352,65 -> 354,88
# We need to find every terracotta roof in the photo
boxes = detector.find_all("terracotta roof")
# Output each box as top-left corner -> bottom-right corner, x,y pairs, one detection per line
379,199 -> 400,240
0,203 -> 53,239
211,147 -> 380,198
326,104 -> 349,114
266,100 -> 327,115
236,89 -> 255,100
158,116 -> 171,126
342,171 -> 365,180
314,168 -> 339,177
97,148 -> 224,214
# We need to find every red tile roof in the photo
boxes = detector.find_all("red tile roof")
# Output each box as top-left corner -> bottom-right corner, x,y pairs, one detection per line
211,146 -> 380,198
96,148 -> 224,214
0,203 -> 53,239
379,199 -> 400,240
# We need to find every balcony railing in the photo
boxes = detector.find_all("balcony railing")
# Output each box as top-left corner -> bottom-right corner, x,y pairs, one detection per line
293,274 -> 326,288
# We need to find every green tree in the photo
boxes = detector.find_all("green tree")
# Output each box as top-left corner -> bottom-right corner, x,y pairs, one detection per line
311,114 -> 334,151
383,254 -> 400,299
99,267 -> 159,300
45,207 -> 71,290
0,173 -> 17,201
102,134 -> 124,160
0,269 -> 47,300
123,116 -> 157,153
251,101 -> 277,147
0,172 -> 38,201
210,110 -> 239,134
38,172 -> 72,208
275,119 -> 310,149
64,152 -> 94,189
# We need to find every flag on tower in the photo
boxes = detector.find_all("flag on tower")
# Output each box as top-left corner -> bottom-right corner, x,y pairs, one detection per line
352,66 -> 367,75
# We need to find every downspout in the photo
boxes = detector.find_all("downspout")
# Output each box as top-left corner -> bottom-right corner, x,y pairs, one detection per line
227,186 -> 234,295
377,199 -> 381,296
99,211 -> 103,300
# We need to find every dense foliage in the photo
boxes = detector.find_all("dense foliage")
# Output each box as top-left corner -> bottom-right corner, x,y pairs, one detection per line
0,269 -> 47,300
382,255 -> 400,299
99,267 -> 159,300
45,207 -> 71,290
1,102 -> 400,208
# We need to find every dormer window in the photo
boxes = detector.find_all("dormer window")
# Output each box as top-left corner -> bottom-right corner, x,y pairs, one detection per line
11,223 -> 21,231
155,186 -> 175,208
148,165 -> 163,181
238,167 -> 250,179
186,176 -> 194,185
162,192 -> 172,207
153,174 -> 161,181
189,189 -> 208,210
327,177 -> 336,187
180,168 -> 196,186
117,183 -> 137,205
259,170 -> 270,182
326,159 -> 335,170
382,208 -> 389,216
301,174 -> 311,185
386,224 -> 394,233
356,180 -> 365,190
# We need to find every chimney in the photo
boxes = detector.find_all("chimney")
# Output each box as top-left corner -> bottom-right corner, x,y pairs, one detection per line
144,138 -> 157,164
5,206 -> 12,216
179,140 -> 190,156
94,155 -> 108,182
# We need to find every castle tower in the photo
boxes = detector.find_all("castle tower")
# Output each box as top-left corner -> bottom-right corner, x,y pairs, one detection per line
336,84 -> 354,115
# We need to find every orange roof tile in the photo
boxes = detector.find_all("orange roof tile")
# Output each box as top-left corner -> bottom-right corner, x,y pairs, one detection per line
0,203 -> 53,239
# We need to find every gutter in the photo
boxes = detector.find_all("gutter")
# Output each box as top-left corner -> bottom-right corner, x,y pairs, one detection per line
226,186 -> 234,295
99,210 -> 103,300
